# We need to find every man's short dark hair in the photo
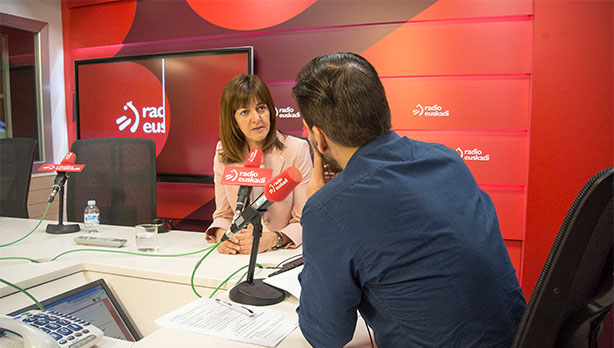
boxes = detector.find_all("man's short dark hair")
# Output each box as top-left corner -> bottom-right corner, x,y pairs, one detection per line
292,52 -> 391,147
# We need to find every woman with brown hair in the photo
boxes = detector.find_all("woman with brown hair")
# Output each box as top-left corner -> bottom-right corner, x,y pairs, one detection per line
205,74 -> 312,254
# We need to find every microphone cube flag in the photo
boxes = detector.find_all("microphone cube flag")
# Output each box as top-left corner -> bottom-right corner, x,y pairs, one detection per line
264,167 -> 302,202
221,166 -> 273,186
38,152 -> 85,172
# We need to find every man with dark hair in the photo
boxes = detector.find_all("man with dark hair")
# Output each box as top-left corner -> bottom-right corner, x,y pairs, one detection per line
293,52 -> 526,348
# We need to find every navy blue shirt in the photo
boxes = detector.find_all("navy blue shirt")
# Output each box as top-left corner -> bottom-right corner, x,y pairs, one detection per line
298,131 -> 525,348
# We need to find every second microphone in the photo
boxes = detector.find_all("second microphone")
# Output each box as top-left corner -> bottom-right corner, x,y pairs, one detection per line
221,166 -> 303,242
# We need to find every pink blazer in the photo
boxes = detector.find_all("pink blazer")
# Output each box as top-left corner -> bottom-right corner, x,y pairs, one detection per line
205,133 -> 313,247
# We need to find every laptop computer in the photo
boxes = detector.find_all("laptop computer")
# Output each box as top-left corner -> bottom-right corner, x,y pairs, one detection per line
8,278 -> 142,341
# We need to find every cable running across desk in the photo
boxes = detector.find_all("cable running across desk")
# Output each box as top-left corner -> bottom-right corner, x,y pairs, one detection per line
268,256 -> 303,277
0,202 -> 50,248
1,221 -> 273,312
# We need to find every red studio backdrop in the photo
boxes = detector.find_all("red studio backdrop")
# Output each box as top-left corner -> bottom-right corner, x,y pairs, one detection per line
62,0 -> 613,303
63,0 -> 531,279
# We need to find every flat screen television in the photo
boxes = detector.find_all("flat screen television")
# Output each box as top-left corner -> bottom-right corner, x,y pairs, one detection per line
74,46 -> 253,184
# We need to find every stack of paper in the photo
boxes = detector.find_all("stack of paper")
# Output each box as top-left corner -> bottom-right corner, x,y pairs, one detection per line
154,297 -> 298,347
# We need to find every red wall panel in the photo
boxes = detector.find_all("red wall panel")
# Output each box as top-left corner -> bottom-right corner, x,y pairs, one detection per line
267,81 -> 306,137
412,0 -> 532,21
384,75 -> 530,131
362,17 -> 533,76
523,0 -> 613,296
269,74 -> 532,135
397,131 -> 529,186
67,0 -> 136,51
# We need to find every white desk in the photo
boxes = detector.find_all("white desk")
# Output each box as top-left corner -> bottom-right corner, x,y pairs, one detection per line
0,217 -> 372,347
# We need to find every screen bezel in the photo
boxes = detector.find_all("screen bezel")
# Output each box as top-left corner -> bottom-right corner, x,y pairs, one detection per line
73,46 -> 254,184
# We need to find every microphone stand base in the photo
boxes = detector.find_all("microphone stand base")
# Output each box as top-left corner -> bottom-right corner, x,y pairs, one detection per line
46,223 -> 80,234
229,279 -> 285,306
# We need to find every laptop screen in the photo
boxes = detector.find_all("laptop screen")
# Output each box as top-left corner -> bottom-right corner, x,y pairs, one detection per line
8,279 -> 141,341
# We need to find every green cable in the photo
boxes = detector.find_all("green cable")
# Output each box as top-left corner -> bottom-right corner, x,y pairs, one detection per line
236,263 -> 263,284
0,257 -> 40,263
208,263 -> 263,299
0,202 -> 50,248
0,244 -> 214,263
208,265 -> 249,298
191,241 -> 222,298
2,221 -> 269,303
0,278 -> 45,311
49,246 -> 215,262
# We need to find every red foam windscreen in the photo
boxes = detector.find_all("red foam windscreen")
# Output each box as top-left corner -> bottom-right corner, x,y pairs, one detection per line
244,148 -> 262,168
61,152 -> 77,164
264,166 -> 302,202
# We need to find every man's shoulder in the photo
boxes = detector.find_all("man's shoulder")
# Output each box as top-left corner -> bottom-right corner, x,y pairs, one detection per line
304,135 -> 466,212
303,172 -> 347,213
378,136 -> 465,172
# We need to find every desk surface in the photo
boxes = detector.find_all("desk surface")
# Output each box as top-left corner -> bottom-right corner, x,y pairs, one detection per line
0,217 -> 372,347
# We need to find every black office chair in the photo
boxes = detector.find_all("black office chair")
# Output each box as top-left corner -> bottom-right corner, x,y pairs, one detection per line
66,138 -> 157,226
0,138 -> 37,218
511,168 -> 613,348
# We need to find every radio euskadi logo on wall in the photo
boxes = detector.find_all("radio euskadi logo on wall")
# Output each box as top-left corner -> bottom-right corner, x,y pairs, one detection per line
275,106 -> 300,118
115,101 -> 166,134
412,103 -> 450,117
456,147 -> 491,161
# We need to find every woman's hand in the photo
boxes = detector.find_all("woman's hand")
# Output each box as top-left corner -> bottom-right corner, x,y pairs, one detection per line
215,227 -> 280,254
214,227 -> 243,254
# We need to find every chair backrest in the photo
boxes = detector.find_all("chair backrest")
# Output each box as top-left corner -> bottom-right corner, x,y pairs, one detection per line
66,138 -> 157,226
0,138 -> 37,218
512,167 -> 613,348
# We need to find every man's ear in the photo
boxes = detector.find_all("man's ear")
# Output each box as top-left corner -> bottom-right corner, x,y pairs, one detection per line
311,126 -> 328,153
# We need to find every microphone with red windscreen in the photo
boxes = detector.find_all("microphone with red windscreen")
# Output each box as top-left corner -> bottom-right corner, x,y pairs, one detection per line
59,152 -> 77,165
39,152 -> 84,203
221,166 -> 303,242
39,152 -> 86,234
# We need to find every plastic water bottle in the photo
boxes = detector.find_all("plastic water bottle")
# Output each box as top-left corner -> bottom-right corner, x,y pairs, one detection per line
84,200 -> 100,233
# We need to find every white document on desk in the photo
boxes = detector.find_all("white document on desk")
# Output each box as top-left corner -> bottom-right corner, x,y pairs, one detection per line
154,297 -> 298,347
263,265 -> 303,299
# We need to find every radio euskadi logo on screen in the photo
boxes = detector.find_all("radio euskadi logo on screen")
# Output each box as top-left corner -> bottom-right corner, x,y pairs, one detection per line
115,101 -> 166,134
412,103 -> 450,117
